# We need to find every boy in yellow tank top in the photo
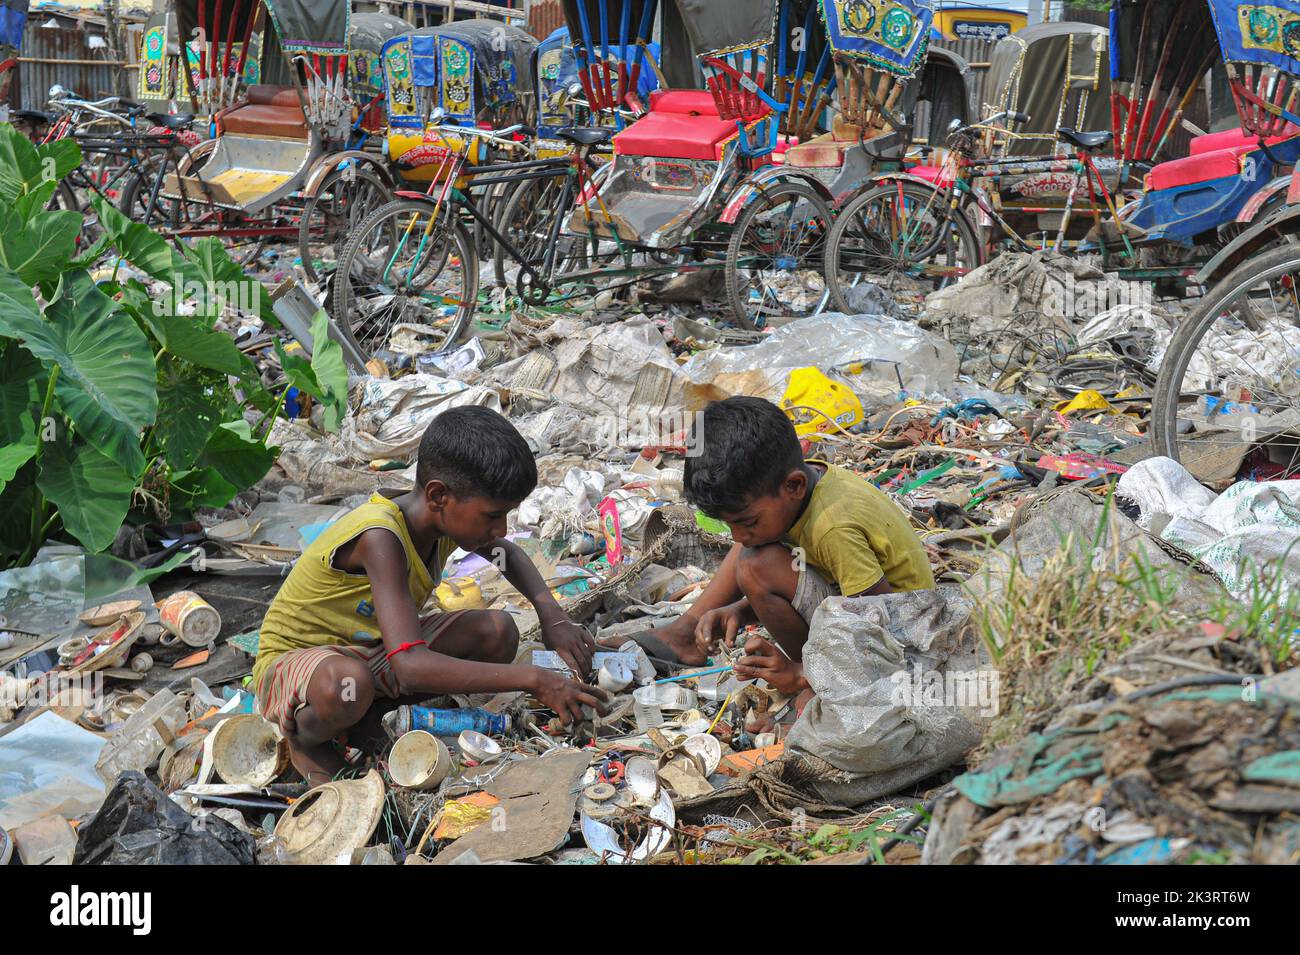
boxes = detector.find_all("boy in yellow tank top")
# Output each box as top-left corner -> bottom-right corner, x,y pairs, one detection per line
607,397 -> 934,700
254,406 -> 607,785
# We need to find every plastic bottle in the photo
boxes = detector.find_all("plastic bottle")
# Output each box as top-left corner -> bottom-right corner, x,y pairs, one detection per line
389,705 -> 511,737
93,689 -> 188,785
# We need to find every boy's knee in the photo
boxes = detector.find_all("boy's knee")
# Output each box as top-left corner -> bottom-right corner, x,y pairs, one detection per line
310,656 -> 375,724
482,611 -> 519,663
735,544 -> 796,598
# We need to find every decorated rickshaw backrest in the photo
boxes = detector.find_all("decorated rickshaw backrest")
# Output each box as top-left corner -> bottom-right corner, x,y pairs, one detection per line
382,22 -> 537,129
1208,0 -> 1300,137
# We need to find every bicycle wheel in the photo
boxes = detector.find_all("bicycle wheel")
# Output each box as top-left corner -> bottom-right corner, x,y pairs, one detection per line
1151,243 -> 1300,482
298,167 -> 392,288
46,177 -> 105,251
724,180 -> 832,330
824,178 -> 981,312
332,197 -> 478,361
492,174 -> 586,290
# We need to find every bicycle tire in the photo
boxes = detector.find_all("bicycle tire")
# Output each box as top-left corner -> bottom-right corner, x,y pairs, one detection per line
492,173 -> 584,290
1151,242 -> 1300,478
824,178 -> 981,312
332,197 -> 479,362
723,179 -> 832,330
297,167 -> 392,287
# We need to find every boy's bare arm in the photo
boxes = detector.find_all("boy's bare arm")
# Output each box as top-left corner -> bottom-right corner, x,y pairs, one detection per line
355,529 -> 538,695
347,530 -> 604,726
676,542 -> 747,625
847,578 -> 892,598
476,537 -> 596,675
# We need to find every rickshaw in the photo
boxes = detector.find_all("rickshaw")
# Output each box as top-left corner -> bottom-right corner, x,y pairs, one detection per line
1150,0 -> 1300,483
380,19 -> 538,181
135,7 -> 261,112
123,0 -> 393,265
296,10 -> 413,286
1111,0 -> 1300,255
720,0 -> 943,323
327,0 -> 836,357
824,1 -> 1300,298
489,24 -> 641,286
759,1 -> 965,202
378,19 -> 538,262
348,11 -> 415,138
945,21 -> 1119,246
558,0 -> 838,328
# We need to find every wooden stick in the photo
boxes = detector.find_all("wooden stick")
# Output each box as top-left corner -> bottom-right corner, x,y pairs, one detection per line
1123,0 -> 1154,163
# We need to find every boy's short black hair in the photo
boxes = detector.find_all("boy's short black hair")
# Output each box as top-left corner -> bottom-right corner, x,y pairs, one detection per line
416,405 -> 537,501
683,396 -> 804,516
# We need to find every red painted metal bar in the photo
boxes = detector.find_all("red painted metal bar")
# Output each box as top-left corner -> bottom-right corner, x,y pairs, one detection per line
232,2 -> 257,99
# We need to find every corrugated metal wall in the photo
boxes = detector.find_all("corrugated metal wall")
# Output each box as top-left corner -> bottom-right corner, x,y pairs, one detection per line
931,36 -> 996,116
10,13 -> 142,110
525,0 -> 563,39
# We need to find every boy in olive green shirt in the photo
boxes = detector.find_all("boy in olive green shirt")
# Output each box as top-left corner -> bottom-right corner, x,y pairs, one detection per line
608,396 -> 933,697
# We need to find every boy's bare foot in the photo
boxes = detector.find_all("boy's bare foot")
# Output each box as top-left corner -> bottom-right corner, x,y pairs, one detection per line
285,736 -> 347,789
597,619 -> 710,667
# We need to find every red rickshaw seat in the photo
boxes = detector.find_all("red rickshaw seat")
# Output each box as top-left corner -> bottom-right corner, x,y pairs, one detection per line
647,90 -> 721,115
221,85 -> 308,139
614,111 -> 736,160
1146,144 -> 1252,191
1190,125 -> 1297,155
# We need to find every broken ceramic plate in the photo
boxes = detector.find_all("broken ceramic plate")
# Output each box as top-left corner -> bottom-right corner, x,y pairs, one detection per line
580,790 -> 674,864
683,733 -> 723,776
624,755 -> 659,802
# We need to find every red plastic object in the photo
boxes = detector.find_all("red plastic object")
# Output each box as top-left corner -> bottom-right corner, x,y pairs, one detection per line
613,111 -> 736,160
1036,453 -> 1128,481
1146,145 -> 1252,191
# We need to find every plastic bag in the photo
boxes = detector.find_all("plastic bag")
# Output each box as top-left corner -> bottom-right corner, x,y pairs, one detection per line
73,771 -> 255,865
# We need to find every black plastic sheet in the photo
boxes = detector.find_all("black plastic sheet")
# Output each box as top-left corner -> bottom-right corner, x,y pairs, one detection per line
73,771 -> 255,866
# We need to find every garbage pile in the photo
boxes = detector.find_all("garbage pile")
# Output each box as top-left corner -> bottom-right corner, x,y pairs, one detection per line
4,249 -> 1300,866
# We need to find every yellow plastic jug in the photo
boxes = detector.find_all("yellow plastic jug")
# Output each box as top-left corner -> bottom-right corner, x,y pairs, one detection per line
781,367 -> 863,440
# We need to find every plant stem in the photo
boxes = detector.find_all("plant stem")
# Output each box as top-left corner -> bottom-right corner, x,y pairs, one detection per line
19,364 -> 60,566
256,385 -> 290,441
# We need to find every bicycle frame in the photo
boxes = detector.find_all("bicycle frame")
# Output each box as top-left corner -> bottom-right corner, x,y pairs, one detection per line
902,133 -> 1133,264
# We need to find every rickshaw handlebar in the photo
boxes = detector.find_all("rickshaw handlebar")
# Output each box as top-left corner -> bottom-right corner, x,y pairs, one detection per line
431,122 -> 533,148
952,110 -> 1031,139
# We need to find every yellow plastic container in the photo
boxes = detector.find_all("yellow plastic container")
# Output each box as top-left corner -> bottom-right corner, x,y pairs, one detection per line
435,576 -> 485,611
781,367 -> 863,440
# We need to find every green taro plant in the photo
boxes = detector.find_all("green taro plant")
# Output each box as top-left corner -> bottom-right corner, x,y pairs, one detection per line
0,123 -> 347,568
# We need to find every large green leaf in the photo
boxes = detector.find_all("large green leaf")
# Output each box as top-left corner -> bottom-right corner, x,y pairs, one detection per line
169,465 -> 240,512
37,435 -> 136,553
153,356 -> 225,470
12,180 -> 58,223
0,127 -> 79,205
276,311 -> 348,433
91,193 -> 182,283
0,270 -> 157,477
0,125 -> 43,204
36,139 -> 81,188
0,345 -> 41,491
197,420 -> 277,492
155,313 -> 245,374
184,236 -> 277,324
0,262 -> 40,321
118,278 -> 244,375
0,206 -> 82,285
0,467 -> 37,562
